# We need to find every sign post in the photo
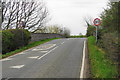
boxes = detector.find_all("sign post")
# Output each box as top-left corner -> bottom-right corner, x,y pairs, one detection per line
93,18 -> 101,43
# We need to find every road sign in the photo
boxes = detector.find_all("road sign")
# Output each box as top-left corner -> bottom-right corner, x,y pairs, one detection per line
93,18 -> 101,43
93,18 -> 101,26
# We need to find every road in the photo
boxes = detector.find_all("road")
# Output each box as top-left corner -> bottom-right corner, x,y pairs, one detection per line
2,38 -> 86,78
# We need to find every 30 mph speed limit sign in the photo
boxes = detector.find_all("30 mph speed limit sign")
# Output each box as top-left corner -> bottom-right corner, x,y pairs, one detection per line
93,18 -> 101,26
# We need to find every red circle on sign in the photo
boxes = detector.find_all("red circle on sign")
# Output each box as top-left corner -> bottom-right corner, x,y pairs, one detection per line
93,18 -> 101,26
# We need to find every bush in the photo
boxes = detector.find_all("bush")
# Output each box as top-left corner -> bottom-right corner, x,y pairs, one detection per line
86,25 -> 96,37
2,29 -> 31,54
2,30 -> 14,54
98,32 -> 119,61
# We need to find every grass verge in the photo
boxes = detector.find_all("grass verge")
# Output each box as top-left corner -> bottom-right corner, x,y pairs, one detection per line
70,35 -> 86,38
2,38 -> 60,58
88,36 -> 118,78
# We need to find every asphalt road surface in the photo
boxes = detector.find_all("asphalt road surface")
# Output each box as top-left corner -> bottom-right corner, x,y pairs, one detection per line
2,38 -> 86,78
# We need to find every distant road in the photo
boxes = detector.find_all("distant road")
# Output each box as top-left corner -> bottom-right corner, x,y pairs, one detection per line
2,38 -> 86,78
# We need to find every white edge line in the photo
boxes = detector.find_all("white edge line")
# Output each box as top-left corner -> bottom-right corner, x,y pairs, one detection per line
1,58 -> 13,61
1,44 -> 56,60
38,46 -> 58,60
80,41 -> 86,78
1,51 -> 27,59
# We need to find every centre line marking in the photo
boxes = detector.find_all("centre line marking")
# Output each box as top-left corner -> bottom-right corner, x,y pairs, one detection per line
38,46 -> 58,60
80,41 -> 86,78
10,65 -> 25,69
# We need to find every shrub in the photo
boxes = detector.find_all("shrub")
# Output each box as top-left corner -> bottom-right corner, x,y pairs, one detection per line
2,30 -> 14,54
86,25 -> 96,37
2,29 -> 31,54
99,32 -> 119,61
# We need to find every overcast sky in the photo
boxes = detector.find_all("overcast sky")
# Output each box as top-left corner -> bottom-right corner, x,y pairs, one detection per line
44,0 -> 109,35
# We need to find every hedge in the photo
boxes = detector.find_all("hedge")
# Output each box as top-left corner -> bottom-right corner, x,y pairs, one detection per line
2,29 -> 31,54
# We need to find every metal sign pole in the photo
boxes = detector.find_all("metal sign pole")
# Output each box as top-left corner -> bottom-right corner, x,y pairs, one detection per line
96,26 -> 98,43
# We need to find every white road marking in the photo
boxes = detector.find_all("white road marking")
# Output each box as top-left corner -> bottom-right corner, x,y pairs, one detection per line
41,51 -> 48,53
32,44 -> 56,51
61,42 -> 65,44
1,44 -> 56,60
10,65 -> 24,69
38,46 -> 58,60
80,41 -> 86,78
32,49 -> 39,51
67,39 -> 69,40
2,49 -> 31,59
28,56 -> 39,59
19,52 -> 26,54
45,44 -> 56,50
2,58 -> 13,61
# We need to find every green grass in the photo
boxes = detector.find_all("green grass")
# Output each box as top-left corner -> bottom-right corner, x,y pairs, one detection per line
2,38 -> 60,58
70,35 -> 86,38
88,36 -> 118,78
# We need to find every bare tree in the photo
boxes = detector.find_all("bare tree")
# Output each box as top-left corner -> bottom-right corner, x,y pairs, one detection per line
83,16 -> 93,27
1,0 -> 49,32
43,25 -> 63,34
35,24 -> 71,37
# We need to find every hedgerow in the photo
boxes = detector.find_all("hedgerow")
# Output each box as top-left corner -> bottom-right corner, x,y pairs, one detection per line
2,29 -> 31,54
